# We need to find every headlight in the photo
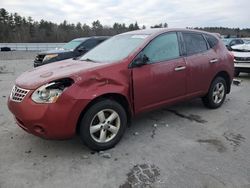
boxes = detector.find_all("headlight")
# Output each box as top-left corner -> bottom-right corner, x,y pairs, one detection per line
43,54 -> 58,62
31,78 -> 74,103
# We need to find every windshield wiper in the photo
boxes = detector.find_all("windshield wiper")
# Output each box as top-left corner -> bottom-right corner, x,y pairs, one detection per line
81,58 -> 96,62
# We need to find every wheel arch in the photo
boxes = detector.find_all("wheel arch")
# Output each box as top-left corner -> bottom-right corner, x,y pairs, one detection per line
212,71 -> 232,94
75,93 -> 132,134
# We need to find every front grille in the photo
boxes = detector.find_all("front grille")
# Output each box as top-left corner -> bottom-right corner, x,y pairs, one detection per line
35,54 -> 45,63
10,85 -> 30,102
234,57 -> 250,62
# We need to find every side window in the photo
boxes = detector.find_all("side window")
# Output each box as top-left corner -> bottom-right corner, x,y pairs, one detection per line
143,32 -> 180,63
81,39 -> 98,50
205,34 -> 218,48
183,33 -> 208,55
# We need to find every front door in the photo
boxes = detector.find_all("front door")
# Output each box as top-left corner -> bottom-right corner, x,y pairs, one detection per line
132,32 -> 187,114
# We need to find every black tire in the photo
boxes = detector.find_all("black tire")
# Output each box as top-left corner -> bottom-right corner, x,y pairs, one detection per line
234,69 -> 240,77
79,99 -> 127,151
202,77 -> 227,109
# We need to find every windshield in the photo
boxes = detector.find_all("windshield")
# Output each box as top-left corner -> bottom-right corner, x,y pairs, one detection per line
80,34 -> 149,63
62,40 -> 84,50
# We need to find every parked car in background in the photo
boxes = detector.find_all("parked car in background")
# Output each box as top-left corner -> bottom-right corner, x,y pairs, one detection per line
34,36 -> 109,67
0,47 -> 11,51
222,38 -> 244,50
231,43 -> 250,76
243,39 -> 250,44
8,28 -> 234,151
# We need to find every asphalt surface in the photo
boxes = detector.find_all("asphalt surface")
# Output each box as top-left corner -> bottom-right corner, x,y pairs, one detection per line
1,52 -> 250,188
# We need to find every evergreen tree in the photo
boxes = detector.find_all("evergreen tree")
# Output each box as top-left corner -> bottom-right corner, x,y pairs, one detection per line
0,8 -> 249,43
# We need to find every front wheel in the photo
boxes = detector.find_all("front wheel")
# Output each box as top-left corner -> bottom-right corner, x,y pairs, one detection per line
79,99 -> 127,151
202,77 -> 227,109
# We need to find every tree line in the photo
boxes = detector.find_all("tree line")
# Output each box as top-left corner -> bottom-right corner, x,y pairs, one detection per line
0,8 -> 249,43
192,27 -> 250,38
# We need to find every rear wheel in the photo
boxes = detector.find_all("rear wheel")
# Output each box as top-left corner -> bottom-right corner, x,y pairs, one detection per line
79,99 -> 127,151
202,77 -> 227,109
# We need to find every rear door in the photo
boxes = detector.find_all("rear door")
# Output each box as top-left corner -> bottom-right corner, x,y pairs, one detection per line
132,32 -> 187,113
182,32 -> 214,94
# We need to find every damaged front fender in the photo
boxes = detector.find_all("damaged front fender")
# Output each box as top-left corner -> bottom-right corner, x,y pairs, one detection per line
69,62 -> 134,114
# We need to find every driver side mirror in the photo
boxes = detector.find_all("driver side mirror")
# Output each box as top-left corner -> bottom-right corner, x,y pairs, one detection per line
132,54 -> 149,67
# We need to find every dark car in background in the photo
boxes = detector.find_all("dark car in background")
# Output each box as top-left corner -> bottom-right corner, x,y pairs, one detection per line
0,47 -> 11,51
222,38 -> 244,50
34,36 -> 109,67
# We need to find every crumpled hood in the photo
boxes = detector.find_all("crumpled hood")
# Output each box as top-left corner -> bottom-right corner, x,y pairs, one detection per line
16,59 -> 108,90
232,44 -> 250,52
232,44 -> 250,57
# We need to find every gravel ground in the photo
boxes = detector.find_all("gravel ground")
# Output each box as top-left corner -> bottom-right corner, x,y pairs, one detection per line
1,52 -> 250,188
0,51 -> 38,60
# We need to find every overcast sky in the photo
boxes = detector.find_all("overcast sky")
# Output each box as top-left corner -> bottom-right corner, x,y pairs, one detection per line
1,0 -> 250,28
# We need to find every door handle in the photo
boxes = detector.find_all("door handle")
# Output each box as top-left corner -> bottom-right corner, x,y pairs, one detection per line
175,66 -> 186,71
209,59 -> 219,64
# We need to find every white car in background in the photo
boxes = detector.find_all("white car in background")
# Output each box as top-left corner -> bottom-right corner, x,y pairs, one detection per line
243,38 -> 250,44
231,44 -> 250,76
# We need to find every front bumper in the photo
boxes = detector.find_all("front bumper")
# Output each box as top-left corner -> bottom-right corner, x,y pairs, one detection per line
234,59 -> 250,68
7,88 -> 90,139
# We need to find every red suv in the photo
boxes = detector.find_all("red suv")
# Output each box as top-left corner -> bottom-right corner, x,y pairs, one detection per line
8,29 -> 234,150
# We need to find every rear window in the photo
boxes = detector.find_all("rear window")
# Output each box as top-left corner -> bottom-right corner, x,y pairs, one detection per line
183,33 -> 208,55
205,34 -> 218,48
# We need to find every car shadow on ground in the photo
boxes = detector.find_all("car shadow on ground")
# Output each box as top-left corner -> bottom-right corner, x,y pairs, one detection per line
17,98 -> 207,155
18,135 -> 89,157
130,98 -> 207,126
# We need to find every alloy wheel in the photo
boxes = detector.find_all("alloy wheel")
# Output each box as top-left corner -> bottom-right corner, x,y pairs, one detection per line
89,109 -> 121,143
212,82 -> 225,104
